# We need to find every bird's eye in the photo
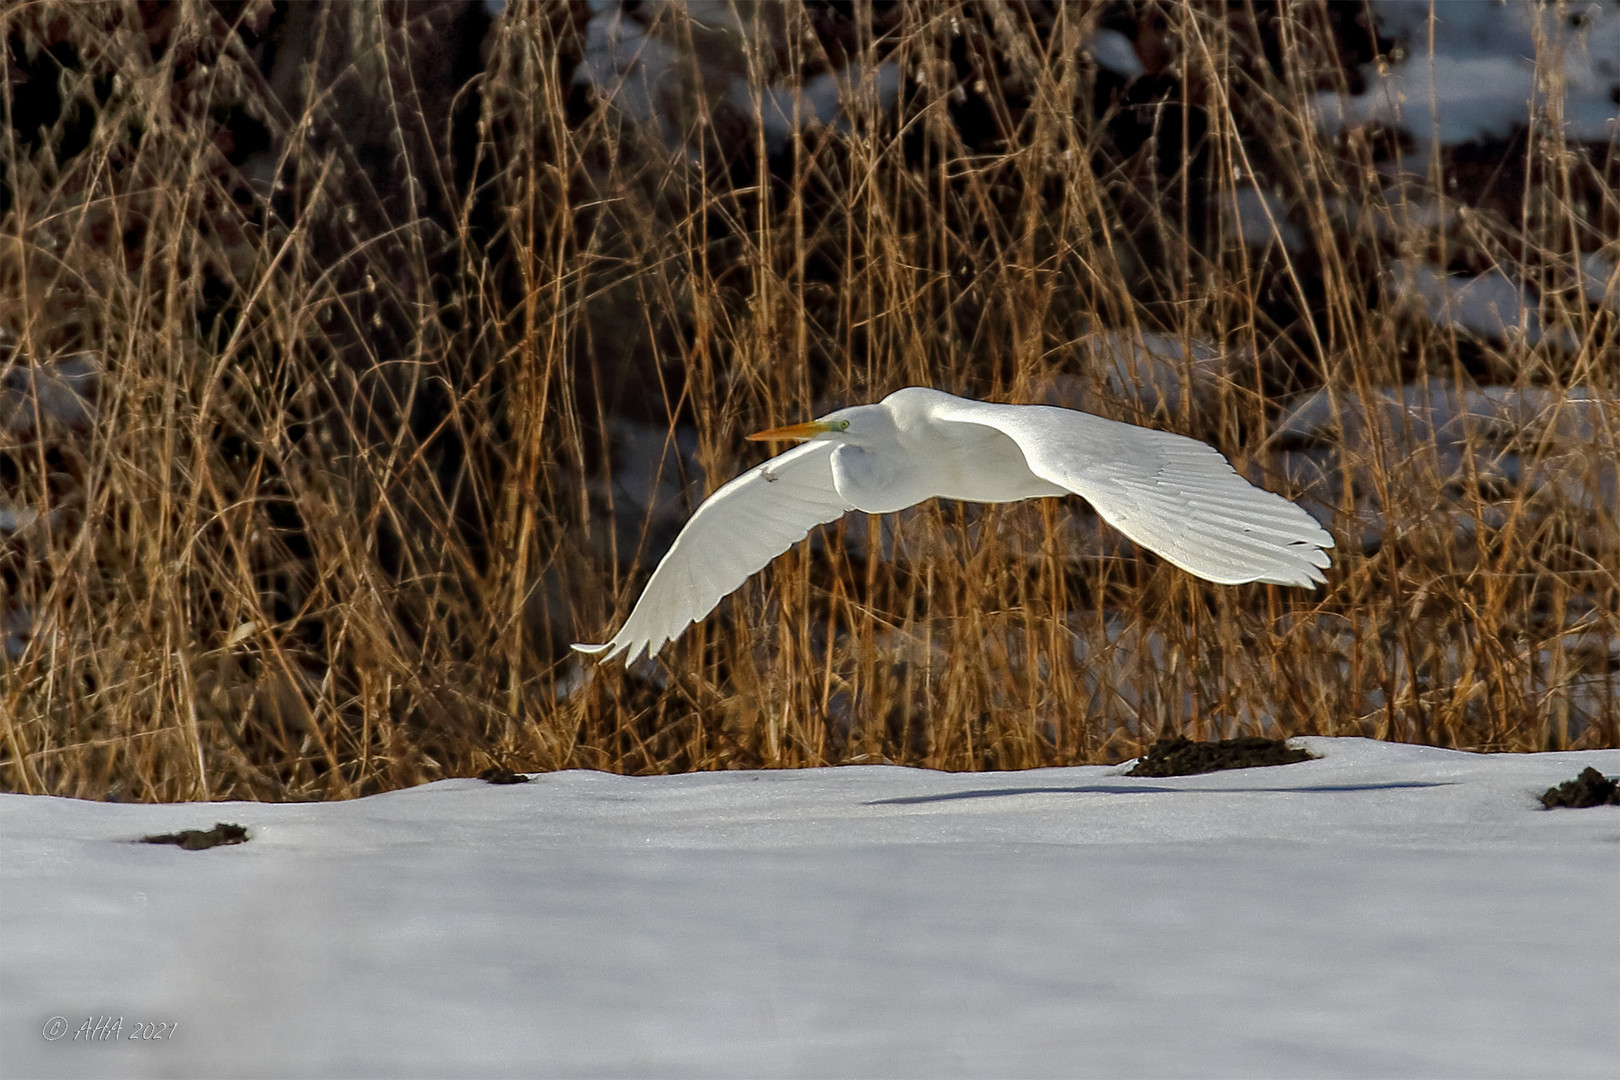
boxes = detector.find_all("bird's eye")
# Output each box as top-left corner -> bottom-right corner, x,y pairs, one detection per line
833,420 -> 850,431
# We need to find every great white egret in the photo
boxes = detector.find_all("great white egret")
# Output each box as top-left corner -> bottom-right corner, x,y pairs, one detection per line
575,386 -> 1333,664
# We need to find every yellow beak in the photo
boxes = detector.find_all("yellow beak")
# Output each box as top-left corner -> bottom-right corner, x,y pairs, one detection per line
746,420 -> 834,442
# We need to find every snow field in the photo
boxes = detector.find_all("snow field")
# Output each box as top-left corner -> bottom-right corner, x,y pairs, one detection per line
2,737 -> 1617,1078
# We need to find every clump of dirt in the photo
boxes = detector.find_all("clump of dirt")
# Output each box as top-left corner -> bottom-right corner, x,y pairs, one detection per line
1127,736 -> 1317,777
139,823 -> 249,850
1540,767 -> 1620,809
479,766 -> 531,785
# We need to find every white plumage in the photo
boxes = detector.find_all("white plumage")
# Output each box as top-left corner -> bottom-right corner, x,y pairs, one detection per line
575,386 -> 1333,664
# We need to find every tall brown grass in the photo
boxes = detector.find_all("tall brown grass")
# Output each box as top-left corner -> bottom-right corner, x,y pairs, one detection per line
1,1 -> 1615,802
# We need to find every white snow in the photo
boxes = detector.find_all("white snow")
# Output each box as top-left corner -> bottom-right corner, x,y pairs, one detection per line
1274,378 -> 1620,559
1315,0 -> 1620,146
1085,29 -> 1144,81
1225,184 -> 1305,253
1389,262 -> 1543,342
1582,250 -> 1619,310
736,63 -> 904,155
3,738 -> 1617,1078
577,1 -> 901,157
575,2 -> 683,137
1060,329 -> 1231,417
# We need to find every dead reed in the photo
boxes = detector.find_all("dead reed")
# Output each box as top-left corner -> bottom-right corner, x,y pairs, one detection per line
1,1 -> 1614,802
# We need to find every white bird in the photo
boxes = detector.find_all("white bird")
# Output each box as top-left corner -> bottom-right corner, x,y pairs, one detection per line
574,386 -> 1333,664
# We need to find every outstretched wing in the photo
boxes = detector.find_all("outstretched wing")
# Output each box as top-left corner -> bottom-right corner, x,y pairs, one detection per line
574,440 -> 854,664
935,399 -> 1334,587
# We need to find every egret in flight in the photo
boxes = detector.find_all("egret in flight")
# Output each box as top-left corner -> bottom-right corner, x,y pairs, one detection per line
575,386 -> 1332,664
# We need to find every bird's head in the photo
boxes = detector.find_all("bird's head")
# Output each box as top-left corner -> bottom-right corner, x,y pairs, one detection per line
747,404 -> 868,444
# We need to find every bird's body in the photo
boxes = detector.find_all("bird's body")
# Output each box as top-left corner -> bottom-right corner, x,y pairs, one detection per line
575,387 -> 1333,664
829,393 -> 1069,511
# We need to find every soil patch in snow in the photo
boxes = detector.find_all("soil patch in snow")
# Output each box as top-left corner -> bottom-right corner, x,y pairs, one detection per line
478,766 -> 532,785
137,822 -> 250,851
1128,735 -> 1317,777
1541,767 -> 1620,809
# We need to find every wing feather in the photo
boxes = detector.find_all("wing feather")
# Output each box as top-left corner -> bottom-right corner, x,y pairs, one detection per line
574,440 -> 853,663
932,399 -> 1334,587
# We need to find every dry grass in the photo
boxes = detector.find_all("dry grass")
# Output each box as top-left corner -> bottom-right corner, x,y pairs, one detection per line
1,1 -> 1615,802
